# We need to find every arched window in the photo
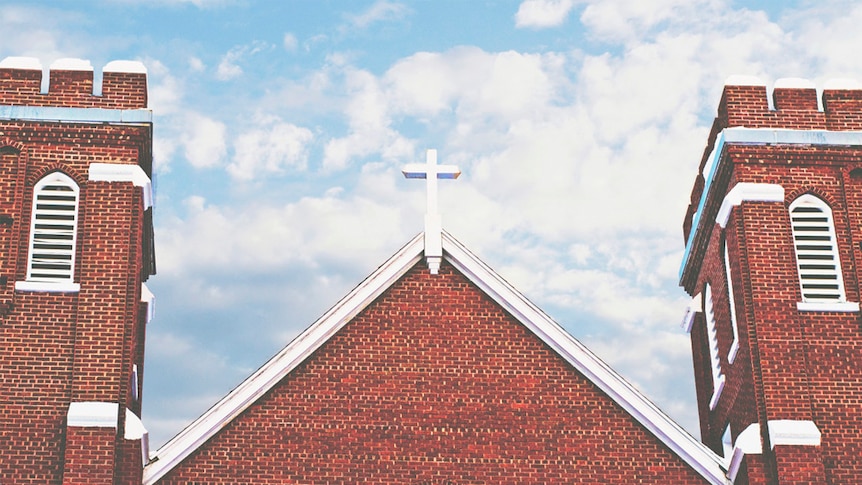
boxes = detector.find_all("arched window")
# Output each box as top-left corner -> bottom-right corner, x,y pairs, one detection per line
25,172 -> 79,283
789,194 -> 845,303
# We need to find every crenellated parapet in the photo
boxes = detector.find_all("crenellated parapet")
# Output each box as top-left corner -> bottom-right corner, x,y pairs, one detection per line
0,57 -> 147,109
719,76 -> 862,130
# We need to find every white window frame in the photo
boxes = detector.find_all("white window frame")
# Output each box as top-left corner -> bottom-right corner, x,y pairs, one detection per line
789,194 -> 856,311
16,172 -> 81,293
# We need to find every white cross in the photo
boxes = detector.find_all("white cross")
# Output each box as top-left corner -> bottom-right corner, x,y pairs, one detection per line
402,149 -> 460,274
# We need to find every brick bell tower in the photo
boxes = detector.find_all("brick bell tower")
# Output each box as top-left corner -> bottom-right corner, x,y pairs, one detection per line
0,57 -> 154,484
680,76 -> 862,484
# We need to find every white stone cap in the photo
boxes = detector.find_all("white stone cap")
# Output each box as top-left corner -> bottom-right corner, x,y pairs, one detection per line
716,183 -> 785,229
0,56 -> 42,70
774,77 -> 815,89
125,408 -> 148,440
681,292 -> 701,333
89,163 -> 153,209
50,58 -> 93,72
768,419 -> 821,448
141,283 -> 155,323
728,423 -> 763,483
67,401 -> 119,428
824,78 -> 862,90
725,75 -> 765,87
104,60 -> 147,74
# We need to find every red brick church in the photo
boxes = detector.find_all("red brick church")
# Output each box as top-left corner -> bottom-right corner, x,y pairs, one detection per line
0,57 -> 859,484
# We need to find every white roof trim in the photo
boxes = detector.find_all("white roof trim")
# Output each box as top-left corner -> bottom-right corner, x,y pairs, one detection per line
144,231 -> 727,484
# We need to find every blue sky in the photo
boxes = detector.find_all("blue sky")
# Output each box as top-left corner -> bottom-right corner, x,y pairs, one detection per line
2,0 -> 856,448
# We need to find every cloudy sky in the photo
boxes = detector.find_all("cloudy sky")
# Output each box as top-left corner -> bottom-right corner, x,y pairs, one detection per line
2,0 -> 859,448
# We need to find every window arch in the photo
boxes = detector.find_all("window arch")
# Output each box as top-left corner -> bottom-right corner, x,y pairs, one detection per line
789,194 -> 846,303
25,172 -> 80,283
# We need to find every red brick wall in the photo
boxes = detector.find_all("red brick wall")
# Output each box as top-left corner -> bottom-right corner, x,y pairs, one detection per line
684,82 -> 862,484
0,64 -> 147,109
160,262 -> 709,484
0,61 -> 152,484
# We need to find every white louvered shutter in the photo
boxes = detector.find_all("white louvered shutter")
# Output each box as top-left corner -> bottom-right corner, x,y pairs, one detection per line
27,173 -> 79,282
790,195 -> 845,302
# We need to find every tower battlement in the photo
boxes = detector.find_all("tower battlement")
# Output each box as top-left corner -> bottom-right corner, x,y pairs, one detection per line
0,57 -> 147,109
719,76 -> 862,130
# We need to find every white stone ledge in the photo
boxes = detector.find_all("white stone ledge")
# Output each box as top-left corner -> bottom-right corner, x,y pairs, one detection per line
15,280 -> 80,293
796,301 -> 859,312
768,420 -> 821,448
67,402 -> 118,428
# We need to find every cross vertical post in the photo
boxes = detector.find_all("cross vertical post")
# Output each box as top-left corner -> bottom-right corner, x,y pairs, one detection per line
402,149 -> 461,274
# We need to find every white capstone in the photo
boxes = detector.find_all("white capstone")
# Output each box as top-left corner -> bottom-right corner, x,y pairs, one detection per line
724,75 -> 765,87
104,60 -> 147,74
50,58 -> 93,71
774,77 -> 815,89
0,56 -> 42,70
824,78 -> 862,90
768,419 -> 821,448
67,402 -> 119,428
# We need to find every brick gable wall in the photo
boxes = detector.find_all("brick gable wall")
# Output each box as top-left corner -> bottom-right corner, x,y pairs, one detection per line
159,261 -> 708,484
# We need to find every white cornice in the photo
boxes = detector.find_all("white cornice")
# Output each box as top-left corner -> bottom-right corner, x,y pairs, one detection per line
0,105 -> 152,124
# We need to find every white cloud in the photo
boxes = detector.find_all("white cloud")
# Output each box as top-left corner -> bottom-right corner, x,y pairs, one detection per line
227,116 -> 314,180
515,0 -> 577,28
156,181 -> 409,280
216,41 -> 271,81
182,113 -> 227,168
188,56 -> 205,72
322,67 -> 414,171
579,0 -> 719,42
385,47 -> 568,128
347,0 -> 409,30
283,32 -> 298,52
